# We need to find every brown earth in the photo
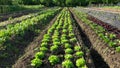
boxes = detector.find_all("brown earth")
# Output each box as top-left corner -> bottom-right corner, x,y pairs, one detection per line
0,9 -> 43,22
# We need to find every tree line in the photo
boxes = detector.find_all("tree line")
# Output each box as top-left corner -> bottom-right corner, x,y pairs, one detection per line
0,0 -> 120,6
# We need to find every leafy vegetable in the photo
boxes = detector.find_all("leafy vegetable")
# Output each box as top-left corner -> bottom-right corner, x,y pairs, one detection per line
116,46 -> 120,52
50,45 -> 58,52
64,54 -> 73,60
40,47 -> 48,52
65,48 -> 73,54
75,51 -> 84,57
76,58 -> 86,67
35,51 -> 45,59
31,58 -> 42,67
48,55 -> 60,65
64,43 -> 72,48
74,46 -> 81,51
62,60 -> 74,68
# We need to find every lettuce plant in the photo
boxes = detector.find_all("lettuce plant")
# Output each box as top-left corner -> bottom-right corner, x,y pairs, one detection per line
65,48 -> 73,54
76,58 -> 86,67
108,41 -> 117,47
61,39 -> 69,44
40,47 -> 48,52
35,51 -> 45,59
53,41 -> 61,45
31,58 -> 42,67
116,46 -> 120,52
48,55 -> 60,65
41,42 -> 48,47
69,33 -> 75,38
52,38 -> 60,42
75,51 -> 84,57
64,43 -> 72,48
63,29 -> 67,33
70,37 -> 77,43
50,45 -> 58,52
74,46 -> 81,51
64,54 -> 73,60
62,60 -> 74,68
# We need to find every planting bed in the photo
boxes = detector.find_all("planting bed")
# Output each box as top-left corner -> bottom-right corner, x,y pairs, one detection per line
0,8 -> 51,30
0,9 -> 41,22
0,7 -> 61,67
13,8 -> 96,68
74,7 -> 120,30
30,8 -> 89,68
71,8 -> 120,68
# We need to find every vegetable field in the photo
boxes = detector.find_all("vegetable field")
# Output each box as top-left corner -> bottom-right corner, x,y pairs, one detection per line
0,1 -> 120,68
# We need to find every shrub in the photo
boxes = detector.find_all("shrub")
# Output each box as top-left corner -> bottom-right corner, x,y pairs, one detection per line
31,58 -> 42,67
64,54 -> 73,60
76,58 -> 86,67
48,55 -> 60,65
74,46 -> 81,51
62,60 -> 74,68
65,48 -> 73,54
75,51 -> 84,57
35,51 -> 45,59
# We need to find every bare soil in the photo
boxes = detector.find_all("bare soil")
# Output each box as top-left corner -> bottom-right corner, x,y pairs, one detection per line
70,9 -> 120,68
0,9 -> 40,22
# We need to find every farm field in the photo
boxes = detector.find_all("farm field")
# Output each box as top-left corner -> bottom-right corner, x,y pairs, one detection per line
92,6 -> 120,13
0,0 -> 120,68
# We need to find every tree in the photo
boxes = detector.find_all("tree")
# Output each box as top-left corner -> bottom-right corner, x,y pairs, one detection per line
65,0 -> 74,6
40,0 -> 52,6
0,0 -> 12,5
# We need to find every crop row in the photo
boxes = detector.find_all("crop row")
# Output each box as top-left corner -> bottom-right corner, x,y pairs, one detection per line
72,9 -> 120,52
0,8 -> 61,58
31,8 -> 87,68
0,8 -> 50,29
74,7 -> 120,30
